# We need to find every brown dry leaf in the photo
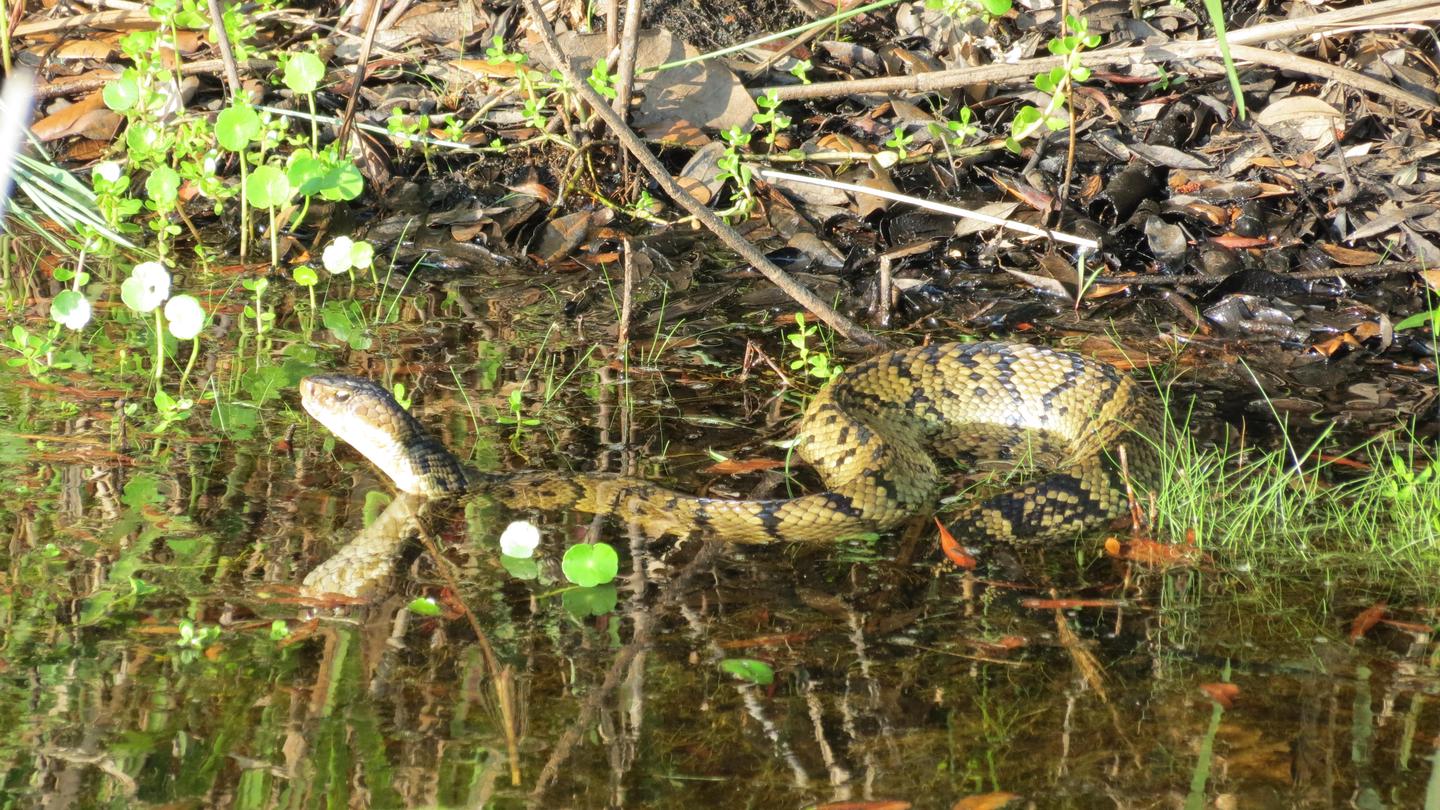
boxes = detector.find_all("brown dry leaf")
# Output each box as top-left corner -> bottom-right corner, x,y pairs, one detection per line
1310,333 -> 1360,357
854,167 -> 898,218
451,58 -> 526,79
1348,601 -> 1387,641
701,458 -> 785,475
1199,682 -> 1240,708
543,29 -> 756,134
676,141 -> 727,206
1255,96 -> 1343,147
1210,235 -> 1271,249
531,210 -> 594,265
952,793 -> 1024,810
13,9 -> 151,36
1418,269 -> 1440,292
391,1 -> 481,45
1002,266 -> 1069,298
50,38 -> 117,60
646,119 -> 708,147
1075,339 -> 1158,371
816,132 -> 873,154
967,635 -> 1027,655
1103,536 -> 1205,569
1319,243 -> 1381,266
32,91 -> 120,141
815,802 -> 911,810
1021,598 -> 1128,609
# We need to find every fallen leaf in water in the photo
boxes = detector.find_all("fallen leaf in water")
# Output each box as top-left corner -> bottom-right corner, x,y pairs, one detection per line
936,518 -> 976,569
1310,333 -> 1361,357
816,802 -> 911,810
701,457 -> 786,475
1021,597 -> 1128,609
1348,601 -> 1387,640
1199,682 -> 1240,708
1319,243 -> 1381,266
531,210 -> 595,265
952,793 -> 1024,810
1103,536 -> 1205,569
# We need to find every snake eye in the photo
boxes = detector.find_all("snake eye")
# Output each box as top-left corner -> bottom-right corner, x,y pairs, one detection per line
333,391 -> 350,402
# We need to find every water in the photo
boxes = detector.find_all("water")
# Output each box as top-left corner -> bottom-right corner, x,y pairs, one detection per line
1,294 -> 1436,809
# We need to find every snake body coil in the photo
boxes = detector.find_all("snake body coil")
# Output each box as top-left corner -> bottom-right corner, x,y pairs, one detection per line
302,342 -> 1156,544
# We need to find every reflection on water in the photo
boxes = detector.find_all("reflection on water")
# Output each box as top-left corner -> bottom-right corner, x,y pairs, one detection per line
1,324 -> 1437,810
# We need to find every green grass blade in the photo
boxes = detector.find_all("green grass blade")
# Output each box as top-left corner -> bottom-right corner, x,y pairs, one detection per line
1202,0 -> 1246,120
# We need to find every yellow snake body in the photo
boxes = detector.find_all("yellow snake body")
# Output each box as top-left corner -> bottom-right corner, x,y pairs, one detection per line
302,342 -> 1155,544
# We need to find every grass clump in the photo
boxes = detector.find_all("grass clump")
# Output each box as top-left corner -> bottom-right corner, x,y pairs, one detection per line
1146,394 -> 1440,579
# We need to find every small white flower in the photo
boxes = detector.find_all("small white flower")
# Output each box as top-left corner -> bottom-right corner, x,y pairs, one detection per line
499,520 -> 541,558
51,291 -> 92,330
164,295 -> 205,339
120,261 -> 170,313
94,162 -> 123,183
322,236 -> 354,274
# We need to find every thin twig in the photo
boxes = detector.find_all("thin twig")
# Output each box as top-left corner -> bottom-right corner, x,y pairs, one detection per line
761,168 -> 1099,250
761,0 -> 1440,111
517,0 -> 888,350
204,0 -> 241,98
618,236 -> 634,349
334,0 -> 385,151
613,0 -> 642,118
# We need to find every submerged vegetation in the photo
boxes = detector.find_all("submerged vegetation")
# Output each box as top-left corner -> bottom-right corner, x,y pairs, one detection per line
2,0 -> 1439,803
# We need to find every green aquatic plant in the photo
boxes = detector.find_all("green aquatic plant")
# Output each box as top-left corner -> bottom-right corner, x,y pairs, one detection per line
785,312 -> 843,382
1007,15 -> 1100,153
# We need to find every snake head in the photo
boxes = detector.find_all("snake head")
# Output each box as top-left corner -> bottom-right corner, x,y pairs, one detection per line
300,374 -> 469,496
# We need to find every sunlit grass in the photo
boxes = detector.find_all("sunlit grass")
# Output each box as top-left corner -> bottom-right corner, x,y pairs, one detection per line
1146,386 -> 1440,581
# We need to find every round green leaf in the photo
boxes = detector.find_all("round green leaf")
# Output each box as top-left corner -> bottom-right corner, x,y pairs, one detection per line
146,166 -> 180,207
561,584 -> 618,618
103,73 -> 141,112
163,294 -> 205,339
120,261 -> 171,313
284,52 -> 326,94
51,290 -> 92,330
980,0 -> 1011,14
348,239 -> 374,269
292,266 -> 319,287
287,150 -> 326,193
125,122 -> 165,160
500,554 -> 540,581
319,161 -> 364,201
720,658 -> 775,685
246,165 -> 291,207
215,104 -> 261,151
407,597 -> 441,616
561,542 -> 619,587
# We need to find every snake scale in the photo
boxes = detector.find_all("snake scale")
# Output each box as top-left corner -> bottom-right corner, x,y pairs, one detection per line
301,341 -> 1157,544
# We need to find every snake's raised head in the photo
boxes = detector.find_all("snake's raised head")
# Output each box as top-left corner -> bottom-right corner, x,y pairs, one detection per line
300,374 -> 470,496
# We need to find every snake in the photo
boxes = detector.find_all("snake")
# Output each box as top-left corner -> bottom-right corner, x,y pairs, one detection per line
300,341 -> 1157,544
